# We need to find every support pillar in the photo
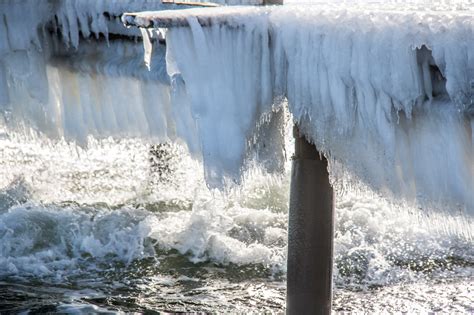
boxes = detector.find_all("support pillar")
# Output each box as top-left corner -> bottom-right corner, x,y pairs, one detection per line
287,126 -> 335,315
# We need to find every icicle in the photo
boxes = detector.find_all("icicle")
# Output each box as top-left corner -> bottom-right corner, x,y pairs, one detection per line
160,4 -> 474,209
140,28 -> 153,70
0,62 -> 9,107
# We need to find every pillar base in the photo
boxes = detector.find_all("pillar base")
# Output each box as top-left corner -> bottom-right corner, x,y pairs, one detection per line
287,127 -> 334,315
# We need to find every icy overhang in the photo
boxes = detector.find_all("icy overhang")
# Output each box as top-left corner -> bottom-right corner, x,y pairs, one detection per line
122,4 -> 473,212
123,4 -> 474,108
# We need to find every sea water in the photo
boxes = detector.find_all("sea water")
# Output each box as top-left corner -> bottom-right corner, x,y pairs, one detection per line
0,128 -> 472,313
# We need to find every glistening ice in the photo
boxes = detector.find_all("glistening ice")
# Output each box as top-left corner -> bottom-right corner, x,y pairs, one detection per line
133,4 -> 474,212
1,1 -> 473,212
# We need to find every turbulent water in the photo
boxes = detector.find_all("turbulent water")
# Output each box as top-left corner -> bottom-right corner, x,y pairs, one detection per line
0,128 -> 472,313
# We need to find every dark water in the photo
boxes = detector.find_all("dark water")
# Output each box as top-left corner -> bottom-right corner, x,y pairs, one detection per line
0,134 -> 472,313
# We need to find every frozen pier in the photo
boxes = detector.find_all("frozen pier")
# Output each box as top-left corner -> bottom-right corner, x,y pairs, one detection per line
123,4 -> 473,314
0,0 -> 472,313
121,3 -> 473,210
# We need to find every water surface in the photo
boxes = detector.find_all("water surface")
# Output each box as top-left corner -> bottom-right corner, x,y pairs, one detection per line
0,131 -> 472,313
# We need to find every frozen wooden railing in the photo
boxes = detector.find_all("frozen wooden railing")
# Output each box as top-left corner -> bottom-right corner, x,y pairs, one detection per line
122,6 -> 270,28
122,6 -> 334,315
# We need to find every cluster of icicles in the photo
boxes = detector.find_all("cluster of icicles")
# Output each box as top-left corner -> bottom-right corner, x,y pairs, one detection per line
0,0 -> 473,214
139,4 -> 474,213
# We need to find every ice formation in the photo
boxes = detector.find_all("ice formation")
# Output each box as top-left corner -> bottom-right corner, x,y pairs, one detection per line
126,4 -> 473,212
0,1 -> 166,141
1,1 -> 473,213
269,5 -> 474,211
0,0 -> 282,166
165,9 -> 275,184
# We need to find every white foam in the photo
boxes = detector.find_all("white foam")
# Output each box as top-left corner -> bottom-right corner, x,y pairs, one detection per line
0,135 -> 472,288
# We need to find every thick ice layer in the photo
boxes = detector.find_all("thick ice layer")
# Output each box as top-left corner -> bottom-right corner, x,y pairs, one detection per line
271,5 -> 474,211
0,0 -> 161,54
147,4 -> 473,212
1,0 -> 284,180
1,39 -> 193,146
0,0 -> 170,140
1,1 -> 473,211
165,10 -> 275,186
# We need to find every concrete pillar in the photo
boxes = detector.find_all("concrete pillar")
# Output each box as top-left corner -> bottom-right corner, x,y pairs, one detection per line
263,0 -> 284,5
287,126 -> 335,315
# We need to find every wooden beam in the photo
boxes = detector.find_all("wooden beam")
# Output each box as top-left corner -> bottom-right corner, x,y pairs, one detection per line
122,6 -> 270,28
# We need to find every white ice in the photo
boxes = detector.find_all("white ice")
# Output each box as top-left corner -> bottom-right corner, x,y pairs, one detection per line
156,4 -> 473,212
0,1 -> 473,213
0,0 -> 281,170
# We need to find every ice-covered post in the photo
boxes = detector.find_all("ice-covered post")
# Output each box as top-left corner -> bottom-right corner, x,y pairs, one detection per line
287,126 -> 334,315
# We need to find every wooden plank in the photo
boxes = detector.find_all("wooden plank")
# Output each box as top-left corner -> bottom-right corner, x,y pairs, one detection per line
122,6 -> 270,28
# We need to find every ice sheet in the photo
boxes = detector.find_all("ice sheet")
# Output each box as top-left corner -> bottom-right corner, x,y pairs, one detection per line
1,1 -> 472,212
139,4 -> 473,210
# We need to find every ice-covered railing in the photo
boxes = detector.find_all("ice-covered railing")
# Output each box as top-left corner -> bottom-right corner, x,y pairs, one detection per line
0,0 -> 265,52
1,0 -> 473,212
0,0 -> 262,140
124,4 -> 473,212
0,0 -> 276,139
0,0 -> 170,144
